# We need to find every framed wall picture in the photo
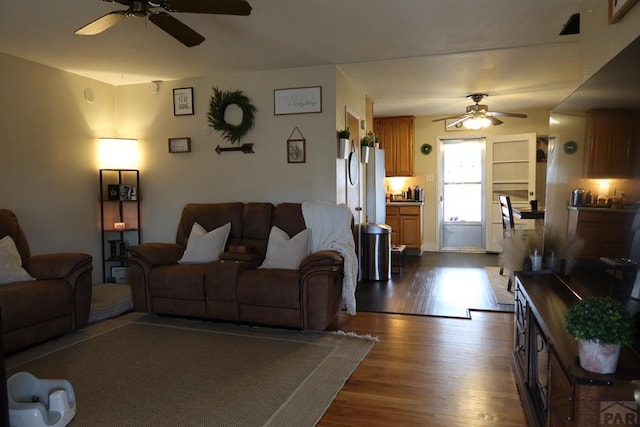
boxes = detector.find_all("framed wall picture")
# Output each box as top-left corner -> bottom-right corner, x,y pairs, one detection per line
287,139 -> 306,163
609,0 -> 639,23
173,87 -> 194,116
111,266 -> 129,284
168,137 -> 192,153
274,86 -> 322,115
444,118 -> 466,131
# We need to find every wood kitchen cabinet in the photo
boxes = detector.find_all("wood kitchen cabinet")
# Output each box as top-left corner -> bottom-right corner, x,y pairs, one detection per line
584,109 -> 640,178
386,204 -> 423,251
374,116 -> 415,176
567,208 -> 636,258
513,273 -> 640,427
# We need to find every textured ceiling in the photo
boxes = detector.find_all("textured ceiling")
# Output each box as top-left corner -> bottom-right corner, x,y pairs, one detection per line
0,0 -> 590,116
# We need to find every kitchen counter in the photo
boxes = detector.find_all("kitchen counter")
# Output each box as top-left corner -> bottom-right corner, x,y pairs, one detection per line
567,205 -> 638,213
386,201 -> 424,206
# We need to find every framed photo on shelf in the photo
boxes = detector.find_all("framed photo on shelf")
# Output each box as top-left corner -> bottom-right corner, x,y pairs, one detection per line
173,87 -> 194,116
609,0 -> 639,23
168,137 -> 192,153
119,184 -> 136,200
110,266 -> 129,284
287,139 -> 306,163
107,184 -> 120,200
274,86 -> 322,115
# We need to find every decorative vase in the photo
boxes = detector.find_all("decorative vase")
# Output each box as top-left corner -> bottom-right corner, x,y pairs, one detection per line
361,146 -> 370,163
338,138 -> 349,159
577,339 -> 621,374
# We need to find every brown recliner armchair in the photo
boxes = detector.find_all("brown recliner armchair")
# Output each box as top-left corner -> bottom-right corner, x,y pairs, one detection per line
0,209 -> 93,354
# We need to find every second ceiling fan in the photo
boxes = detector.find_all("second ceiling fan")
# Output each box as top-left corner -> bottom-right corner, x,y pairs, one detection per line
76,0 -> 252,47
433,93 -> 528,130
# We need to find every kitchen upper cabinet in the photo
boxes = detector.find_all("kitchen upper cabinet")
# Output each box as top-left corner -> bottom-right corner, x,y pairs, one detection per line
374,116 -> 415,176
584,109 -> 640,178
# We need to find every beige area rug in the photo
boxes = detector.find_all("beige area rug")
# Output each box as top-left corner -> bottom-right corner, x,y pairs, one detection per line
484,266 -> 515,306
6,313 -> 375,427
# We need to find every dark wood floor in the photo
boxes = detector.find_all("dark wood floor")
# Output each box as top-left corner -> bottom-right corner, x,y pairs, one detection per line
320,252 -> 527,426
356,252 -> 509,318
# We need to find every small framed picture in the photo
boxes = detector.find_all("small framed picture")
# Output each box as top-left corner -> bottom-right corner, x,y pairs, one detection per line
111,266 -> 129,284
609,0 -> 639,23
444,118 -> 465,132
287,139 -> 306,163
173,87 -> 194,116
107,184 -> 120,200
119,184 -> 134,200
168,137 -> 192,153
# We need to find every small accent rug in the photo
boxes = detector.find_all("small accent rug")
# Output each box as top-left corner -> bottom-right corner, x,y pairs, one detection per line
7,313 -> 375,427
485,266 -> 515,306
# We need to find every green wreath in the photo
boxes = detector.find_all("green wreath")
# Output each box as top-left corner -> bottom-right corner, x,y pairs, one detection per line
207,87 -> 257,144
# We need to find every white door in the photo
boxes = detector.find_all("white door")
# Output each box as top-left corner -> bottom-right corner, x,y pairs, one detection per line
440,139 -> 485,251
485,133 -> 537,252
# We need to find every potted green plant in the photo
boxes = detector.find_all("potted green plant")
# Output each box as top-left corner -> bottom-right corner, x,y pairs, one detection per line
337,128 -> 350,159
564,296 -> 635,374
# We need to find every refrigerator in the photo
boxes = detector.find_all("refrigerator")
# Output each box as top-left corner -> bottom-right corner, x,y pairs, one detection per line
365,148 -> 386,224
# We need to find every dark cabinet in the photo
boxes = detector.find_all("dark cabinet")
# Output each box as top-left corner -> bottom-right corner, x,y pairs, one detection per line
584,109 -> 640,178
99,169 -> 140,283
567,209 -> 636,258
512,273 -> 640,427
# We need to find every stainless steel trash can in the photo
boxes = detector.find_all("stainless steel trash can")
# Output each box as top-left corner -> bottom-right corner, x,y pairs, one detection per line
360,223 -> 392,281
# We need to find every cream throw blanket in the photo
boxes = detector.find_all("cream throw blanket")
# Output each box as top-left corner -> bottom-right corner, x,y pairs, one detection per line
302,201 -> 358,315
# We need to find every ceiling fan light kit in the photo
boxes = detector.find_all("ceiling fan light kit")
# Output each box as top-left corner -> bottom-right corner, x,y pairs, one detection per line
433,93 -> 527,130
76,0 -> 252,47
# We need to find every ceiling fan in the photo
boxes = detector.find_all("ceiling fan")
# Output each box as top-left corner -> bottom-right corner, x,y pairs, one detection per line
75,0 -> 252,47
433,93 -> 528,130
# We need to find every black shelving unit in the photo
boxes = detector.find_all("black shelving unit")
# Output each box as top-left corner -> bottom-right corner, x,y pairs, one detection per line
99,169 -> 141,283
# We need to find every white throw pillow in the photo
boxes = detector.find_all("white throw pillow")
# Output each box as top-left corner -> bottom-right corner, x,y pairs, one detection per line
178,222 -> 231,264
259,226 -> 310,270
0,235 -> 36,285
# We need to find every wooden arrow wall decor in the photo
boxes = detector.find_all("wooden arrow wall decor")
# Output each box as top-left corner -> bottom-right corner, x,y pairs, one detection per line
214,143 -> 254,155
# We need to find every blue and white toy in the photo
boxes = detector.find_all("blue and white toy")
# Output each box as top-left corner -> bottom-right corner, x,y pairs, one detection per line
7,372 -> 76,427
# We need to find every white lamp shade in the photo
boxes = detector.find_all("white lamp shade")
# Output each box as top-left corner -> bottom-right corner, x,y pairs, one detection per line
99,138 -> 139,169
463,116 -> 492,130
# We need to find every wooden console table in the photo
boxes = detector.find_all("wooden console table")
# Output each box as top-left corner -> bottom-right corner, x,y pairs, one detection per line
512,273 -> 640,426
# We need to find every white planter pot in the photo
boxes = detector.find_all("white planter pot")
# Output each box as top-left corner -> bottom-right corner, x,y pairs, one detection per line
577,339 -> 621,374
338,138 -> 349,159
361,146 -> 370,163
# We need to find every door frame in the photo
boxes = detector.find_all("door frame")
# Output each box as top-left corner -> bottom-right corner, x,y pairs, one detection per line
437,137 -> 487,252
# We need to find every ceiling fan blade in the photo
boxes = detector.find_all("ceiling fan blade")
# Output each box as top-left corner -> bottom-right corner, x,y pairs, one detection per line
446,114 -> 473,128
101,0 -> 132,6
486,111 -> 528,119
487,116 -> 503,126
75,11 -> 127,35
149,12 -> 205,47
161,0 -> 252,15
432,115 -> 465,123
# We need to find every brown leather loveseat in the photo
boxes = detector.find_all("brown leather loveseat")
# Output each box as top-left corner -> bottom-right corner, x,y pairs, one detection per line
0,209 -> 93,355
128,202 -> 347,330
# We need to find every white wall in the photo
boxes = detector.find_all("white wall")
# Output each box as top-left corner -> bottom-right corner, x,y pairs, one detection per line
546,113 -> 587,237
0,54 -> 348,283
0,52 -> 116,282
115,66 -> 340,244
579,0 -> 640,82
